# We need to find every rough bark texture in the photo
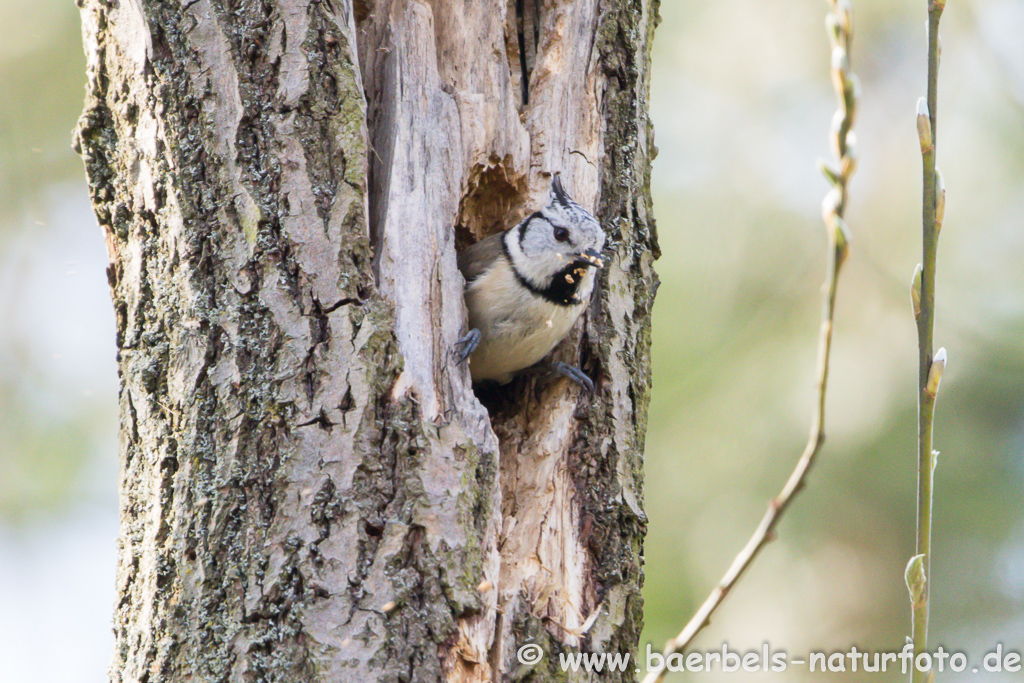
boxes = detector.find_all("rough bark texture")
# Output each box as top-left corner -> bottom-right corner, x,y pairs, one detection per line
76,0 -> 658,681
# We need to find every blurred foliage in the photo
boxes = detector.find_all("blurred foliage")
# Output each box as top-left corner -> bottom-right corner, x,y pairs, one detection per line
0,0 -> 85,235
0,0 -> 106,522
644,0 -> 1024,679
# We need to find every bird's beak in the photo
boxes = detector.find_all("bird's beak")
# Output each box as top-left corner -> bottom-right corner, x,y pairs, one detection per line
578,248 -> 606,269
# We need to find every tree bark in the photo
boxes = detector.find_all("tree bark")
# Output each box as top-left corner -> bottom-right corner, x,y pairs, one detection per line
76,0 -> 658,681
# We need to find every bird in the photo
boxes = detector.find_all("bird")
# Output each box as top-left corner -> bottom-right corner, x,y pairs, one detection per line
454,174 -> 606,392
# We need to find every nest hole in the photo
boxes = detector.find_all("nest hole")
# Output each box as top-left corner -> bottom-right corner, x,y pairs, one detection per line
455,157 -> 527,253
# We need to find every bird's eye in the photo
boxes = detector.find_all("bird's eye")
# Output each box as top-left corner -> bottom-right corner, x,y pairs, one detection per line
553,226 -> 570,242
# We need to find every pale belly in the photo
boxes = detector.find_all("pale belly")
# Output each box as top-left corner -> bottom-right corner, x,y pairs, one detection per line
463,263 -> 590,384
469,304 -> 582,383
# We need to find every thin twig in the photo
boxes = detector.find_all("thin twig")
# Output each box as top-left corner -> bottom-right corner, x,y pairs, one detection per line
641,3 -> 857,681
908,1 -> 946,680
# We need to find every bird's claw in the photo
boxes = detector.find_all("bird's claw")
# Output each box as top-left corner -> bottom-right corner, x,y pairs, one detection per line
454,329 -> 481,364
550,361 -> 595,393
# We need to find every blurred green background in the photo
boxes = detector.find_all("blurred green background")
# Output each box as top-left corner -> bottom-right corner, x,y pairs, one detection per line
0,0 -> 1020,681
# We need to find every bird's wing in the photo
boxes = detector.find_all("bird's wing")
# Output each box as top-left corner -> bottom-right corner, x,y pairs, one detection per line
457,231 -> 506,284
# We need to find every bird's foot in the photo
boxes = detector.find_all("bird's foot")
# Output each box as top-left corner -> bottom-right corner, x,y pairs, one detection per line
549,361 -> 595,393
454,329 -> 481,364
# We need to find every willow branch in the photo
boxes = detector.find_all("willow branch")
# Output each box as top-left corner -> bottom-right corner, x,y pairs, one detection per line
641,4 -> 857,681
907,1 -> 946,680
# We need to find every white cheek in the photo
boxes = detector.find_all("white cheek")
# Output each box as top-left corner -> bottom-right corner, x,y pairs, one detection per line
515,251 -> 564,288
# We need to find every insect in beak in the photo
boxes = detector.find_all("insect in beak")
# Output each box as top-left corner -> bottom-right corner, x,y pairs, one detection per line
578,248 -> 605,269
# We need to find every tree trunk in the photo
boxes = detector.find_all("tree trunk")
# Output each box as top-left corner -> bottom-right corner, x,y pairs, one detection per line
76,0 -> 658,681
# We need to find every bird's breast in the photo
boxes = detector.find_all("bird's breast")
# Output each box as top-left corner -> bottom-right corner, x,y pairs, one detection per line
463,259 -> 593,382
